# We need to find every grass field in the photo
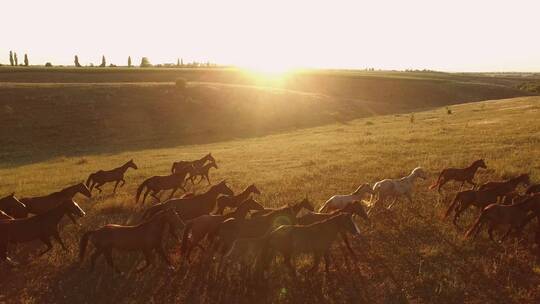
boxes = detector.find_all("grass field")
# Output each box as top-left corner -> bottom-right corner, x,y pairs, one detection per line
1,93 -> 539,303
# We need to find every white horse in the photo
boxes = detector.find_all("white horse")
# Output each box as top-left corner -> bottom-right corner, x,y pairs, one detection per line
370,167 -> 427,210
318,183 -> 373,212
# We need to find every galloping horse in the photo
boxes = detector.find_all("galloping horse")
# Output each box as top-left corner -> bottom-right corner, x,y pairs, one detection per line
318,183 -> 372,212
465,194 -> 540,242
141,180 -> 234,221
250,197 -> 314,217
171,153 -> 216,175
430,159 -> 487,193
180,198 -> 264,261
189,161 -> 218,185
86,159 -> 138,193
20,182 -> 91,218
477,174 -> 530,201
370,167 -> 427,210
444,188 -> 499,226
0,193 -> 27,218
80,208 -> 185,273
0,199 -> 85,264
215,184 -> 261,214
256,213 -> 361,275
136,164 -> 194,204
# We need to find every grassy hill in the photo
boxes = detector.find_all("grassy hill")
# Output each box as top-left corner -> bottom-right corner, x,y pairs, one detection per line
0,96 -> 539,303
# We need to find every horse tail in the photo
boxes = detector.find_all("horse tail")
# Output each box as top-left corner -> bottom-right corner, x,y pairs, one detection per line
85,173 -> 94,188
444,192 -> 462,219
465,212 -> 486,238
79,231 -> 95,261
180,221 -> 193,254
136,179 -> 149,203
429,172 -> 443,190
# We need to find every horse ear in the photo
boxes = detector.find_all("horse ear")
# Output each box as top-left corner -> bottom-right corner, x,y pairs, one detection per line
10,192 -> 15,197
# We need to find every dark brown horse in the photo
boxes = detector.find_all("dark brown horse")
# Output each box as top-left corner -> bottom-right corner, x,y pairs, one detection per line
257,213 -> 361,275
465,194 -> 540,242
171,153 -> 216,175
136,164 -> 194,204
86,159 -> 138,193
477,174 -> 530,201
80,208 -> 185,273
429,159 -> 487,193
0,193 -> 27,218
20,183 -> 91,218
141,180 -> 234,221
189,161 -> 218,185
444,188 -> 499,226
0,199 -> 85,264
215,184 -> 261,214
180,198 -> 264,261
250,197 -> 314,217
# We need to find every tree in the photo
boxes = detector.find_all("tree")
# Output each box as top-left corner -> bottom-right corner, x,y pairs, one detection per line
45,62 -> 53,67
180,58 -> 183,66
14,53 -> 18,66
24,54 -> 29,66
100,55 -> 106,67
177,58 -> 180,67
140,57 -> 151,68
9,51 -> 14,66
74,55 -> 81,67
128,56 -> 132,67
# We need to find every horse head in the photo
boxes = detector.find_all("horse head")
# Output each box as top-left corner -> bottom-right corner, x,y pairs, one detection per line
248,184 -> 261,195
0,193 -> 28,218
77,182 -> 92,198
128,159 -> 138,170
518,174 -> 531,186
345,201 -> 370,224
412,167 -> 427,179
336,213 -> 362,236
299,197 -> 314,212
214,180 -> 234,196
206,153 -> 216,164
163,208 -> 186,233
474,159 -> 487,169
63,199 -> 86,225
240,198 -> 265,211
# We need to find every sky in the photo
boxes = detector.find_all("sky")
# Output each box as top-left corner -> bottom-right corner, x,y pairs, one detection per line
2,0 -> 540,72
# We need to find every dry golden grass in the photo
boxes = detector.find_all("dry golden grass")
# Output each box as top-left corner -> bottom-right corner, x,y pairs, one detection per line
0,96 -> 539,303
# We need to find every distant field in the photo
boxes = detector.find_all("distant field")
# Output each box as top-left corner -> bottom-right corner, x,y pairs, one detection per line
0,96 -> 539,303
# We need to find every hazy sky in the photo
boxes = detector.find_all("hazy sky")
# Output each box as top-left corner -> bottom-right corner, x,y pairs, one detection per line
2,0 -> 539,72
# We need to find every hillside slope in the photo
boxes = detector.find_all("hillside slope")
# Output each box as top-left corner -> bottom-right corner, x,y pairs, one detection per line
0,96 -> 539,303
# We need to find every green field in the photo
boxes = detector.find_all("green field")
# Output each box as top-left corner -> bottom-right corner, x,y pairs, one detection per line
1,75 -> 540,304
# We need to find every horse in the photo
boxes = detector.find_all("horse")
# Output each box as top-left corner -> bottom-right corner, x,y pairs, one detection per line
0,199 -> 85,264
20,182 -> 91,218
256,213 -> 361,275
429,159 -> 486,193
465,194 -> 540,243
250,197 -> 314,217
0,211 -> 14,220
525,183 -> 540,195
86,159 -> 138,193
79,208 -> 185,273
318,183 -> 373,212
171,153 -> 216,175
215,184 -> 261,214
477,174 -> 530,201
141,180 -> 234,221
0,193 -> 28,218
370,167 -> 427,210
136,164 -> 194,204
444,188 -> 499,226
180,198 -> 264,261
188,161 -> 218,185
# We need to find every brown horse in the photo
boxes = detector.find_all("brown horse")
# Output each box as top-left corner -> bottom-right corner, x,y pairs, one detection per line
215,184 -> 261,214
141,180 -> 234,221
525,183 -> 540,195
477,174 -> 530,201
79,208 -> 185,273
171,153 -> 216,175
86,159 -> 138,193
180,198 -> 264,261
430,159 -> 487,193
20,182 -> 91,218
0,193 -> 27,218
0,211 -> 14,220
189,161 -> 218,185
0,199 -> 85,264
257,213 -> 361,275
444,188 -> 499,226
250,197 -> 314,217
136,164 -> 194,204
465,194 -> 540,242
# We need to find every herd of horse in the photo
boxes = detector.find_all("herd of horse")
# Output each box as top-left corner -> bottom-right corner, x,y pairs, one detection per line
1,155 -> 540,278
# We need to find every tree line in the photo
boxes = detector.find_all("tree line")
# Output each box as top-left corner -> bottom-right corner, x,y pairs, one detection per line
3,51 -> 216,68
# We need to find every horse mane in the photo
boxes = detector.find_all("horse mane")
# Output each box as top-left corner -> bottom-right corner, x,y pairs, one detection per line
352,184 -> 369,195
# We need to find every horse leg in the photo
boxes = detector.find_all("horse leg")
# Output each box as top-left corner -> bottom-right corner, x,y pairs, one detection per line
136,250 -> 153,273
90,248 -> 103,272
438,178 -> 448,194
95,183 -> 104,193
156,245 -> 174,270
488,224 -> 497,243
104,248 -> 122,274
205,174 -> 211,185
151,191 -> 161,203
283,253 -> 296,277
458,181 -> 465,192
324,252 -> 331,274
142,189 -> 151,204
341,232 -> 357,261
309,254 -> 321,273
113,180 -> 120,193
169,188 -> 178,200
500,227 -> 513,243
53,231 -> 68,251
120,179 -> 126,187
387,196 -> 398,209
38,236 -> 53,256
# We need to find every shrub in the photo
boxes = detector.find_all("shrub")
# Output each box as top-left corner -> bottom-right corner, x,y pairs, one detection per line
175,78 -> 187,90
446,106 -> 452,115
45,62 -> 53,67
